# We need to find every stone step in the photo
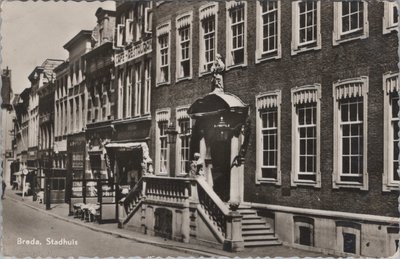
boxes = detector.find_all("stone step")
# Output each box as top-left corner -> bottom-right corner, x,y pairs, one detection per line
242,224 -> 271,230
241,219 -> 267,225
244,240 -> 282,247
242,214 -> 262,220
242,229 -> 274,235
243,235 -> 279,241
237,209 -> 258,215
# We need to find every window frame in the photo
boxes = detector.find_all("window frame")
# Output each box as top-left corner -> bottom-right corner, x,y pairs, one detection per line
143,59 -> 151,115
175,12 -> 193,81
155,109 -> 171,176
175,106 -> 192,176
256,0 -> 281,62
293,216 -> 314,247
199,3 -> 219,75
332,76 -> 369,190
383,1 -> 399,34
291,84 -> 321,188
226,1 -> 248,69
332,1 -> 369,46
255,90 -> 282,185
335,221 -> 361,256
156,22 -> 171,86
383,72 -> 399,192
291,0 -> 321,55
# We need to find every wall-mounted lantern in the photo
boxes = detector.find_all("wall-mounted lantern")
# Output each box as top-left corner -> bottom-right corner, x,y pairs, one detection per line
165,122 -> 179,144
214,116 -> 231,141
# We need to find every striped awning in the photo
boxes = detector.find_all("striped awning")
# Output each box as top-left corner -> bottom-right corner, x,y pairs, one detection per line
292,89 -> 318,105
176,14 -> 192,29
156,23 -> 170,37
335,82 -> 364,100
176,107 -> 190,120
385,74 -> 399,94
156,109 -> 170,122
226,1 -> 245,10
257,93 -> 279,109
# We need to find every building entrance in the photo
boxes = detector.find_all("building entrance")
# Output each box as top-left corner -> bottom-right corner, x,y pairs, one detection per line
210,140 -> 231,202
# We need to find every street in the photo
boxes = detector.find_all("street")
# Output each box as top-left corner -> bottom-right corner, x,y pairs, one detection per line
2,197 -> 196,258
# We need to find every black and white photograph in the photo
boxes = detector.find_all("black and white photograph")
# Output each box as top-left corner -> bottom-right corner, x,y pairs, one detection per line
0,0 -> 399,258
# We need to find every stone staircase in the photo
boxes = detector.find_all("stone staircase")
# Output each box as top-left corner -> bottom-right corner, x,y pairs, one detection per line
238,207 -> 282,247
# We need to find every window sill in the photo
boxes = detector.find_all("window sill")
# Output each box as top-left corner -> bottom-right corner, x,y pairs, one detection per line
226,63 -> 247,72
175,76 -> 192,84
291,45 -> 321,56
199,71 -> 212,78
156,81 -> 170,87
382,182 -> 400,192
292,180 -> 320,188
332,33 -> 368,46
332,180 -> 368,191
255,178 -> 281,186
255,52 -> 281,64
383,26 -> 398,35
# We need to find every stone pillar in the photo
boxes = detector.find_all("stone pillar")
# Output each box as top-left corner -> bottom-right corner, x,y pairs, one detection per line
230,135 -> 240,203
224,211 -> 244,252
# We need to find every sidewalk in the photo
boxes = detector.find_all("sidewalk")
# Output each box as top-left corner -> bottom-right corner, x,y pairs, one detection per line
4,190 -> 327,258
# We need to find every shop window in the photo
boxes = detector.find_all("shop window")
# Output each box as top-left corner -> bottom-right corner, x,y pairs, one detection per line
156,22 -> 171,85
333,77 -> 368,190
176,13 -> 192,80
199,3 -> 218,74
383,73 -> 400,191
294,216 -> 314,247
226,1 -> 247,68
291,85 -> 321,187
333,1 -> 369,45
256,90 -> 281,185
383,1 -> 398,34
256,0 -> 281,62
291,0 -> 321,55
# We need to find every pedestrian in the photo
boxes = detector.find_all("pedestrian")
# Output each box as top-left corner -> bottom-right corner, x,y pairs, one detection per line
2,179 -> 6,199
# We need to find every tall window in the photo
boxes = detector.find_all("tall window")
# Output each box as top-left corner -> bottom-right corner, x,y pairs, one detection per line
333,1 -> 368,45
156,109 -> 170,175
159,121 -> 168,174
118,71 -> 124,119
383,73 -> 399,191
134,63 -> 142,116
256,91 -> 281,185
156,23 -> 170,85
176,13 -> 192,80
256,0 -> 280,61
333,77 -> 368,190
292,0 -> 321,54
179,119 -> 191,175
125,68 -> 132,118
143,59 -> 151,114
199,4 -> 218,73
383,1 -> 399,34
291,85 -> 321,187
226,1 -> 247,67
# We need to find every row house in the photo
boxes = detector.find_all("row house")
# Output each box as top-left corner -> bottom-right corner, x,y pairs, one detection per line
114,0 -> 399,258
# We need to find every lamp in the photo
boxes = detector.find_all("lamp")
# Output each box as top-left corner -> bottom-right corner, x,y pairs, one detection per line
165,122 -> 178,144
214,116 -> 231,141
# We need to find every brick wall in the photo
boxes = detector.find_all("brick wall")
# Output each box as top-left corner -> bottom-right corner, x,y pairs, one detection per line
151,0 -> 399,216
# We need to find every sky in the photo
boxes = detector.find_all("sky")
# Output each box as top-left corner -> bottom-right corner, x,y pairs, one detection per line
1,0 -> 116,94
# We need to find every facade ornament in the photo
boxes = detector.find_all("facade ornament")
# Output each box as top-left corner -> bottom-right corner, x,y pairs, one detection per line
211,53 -> 225,93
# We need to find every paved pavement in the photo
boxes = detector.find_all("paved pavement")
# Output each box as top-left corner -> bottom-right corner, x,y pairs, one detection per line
2,190 -> 327,258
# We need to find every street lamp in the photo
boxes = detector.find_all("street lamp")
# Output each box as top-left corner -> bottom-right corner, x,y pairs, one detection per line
165,122 -> 178,144
214,116 -> 231,141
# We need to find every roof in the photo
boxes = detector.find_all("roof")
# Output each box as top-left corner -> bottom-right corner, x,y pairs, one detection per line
188,92 -> 249,118
63,30 -> 93,51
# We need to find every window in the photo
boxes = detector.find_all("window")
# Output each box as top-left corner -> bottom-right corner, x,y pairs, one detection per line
383,1 -> 399,34
176,107 -> 191,175
117,71 -> 124,119
176,13 -> 192,80
125,67 -> 133,118
294,216 -> 314,247
156,23 -> 170,85
199,4 -> 218,74
291,85 -> 321,187
333,77 -> 368,190
291,0 -> 321,55
143,59 -> 151,115
333,1 -> 368,45
134,63 -> 142,116
226,1 -> 247,68
383,73 -> 399,191
156,109 -> 171,175
256,91 -> 281,185
256,0 -> 281,62
336,221 -> 361,255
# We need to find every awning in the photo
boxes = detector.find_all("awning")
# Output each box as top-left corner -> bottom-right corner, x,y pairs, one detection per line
105,142 -> 150,162
188,92 -> 248,118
